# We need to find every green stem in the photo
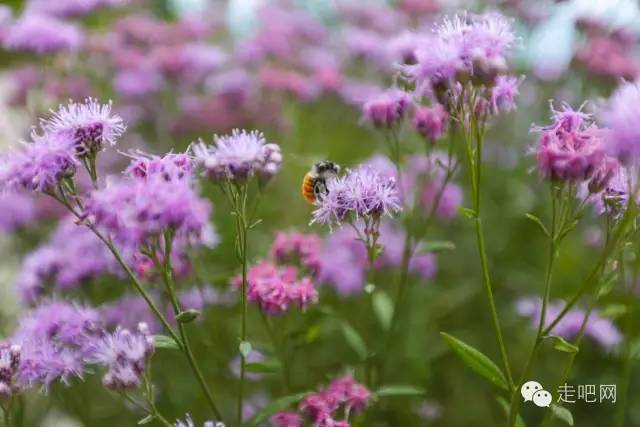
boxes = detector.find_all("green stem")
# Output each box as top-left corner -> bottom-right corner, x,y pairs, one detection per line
159,231 -> 224,422
508,186 -> 558,426
615,257 -> 634,427
464,101 -> 513,389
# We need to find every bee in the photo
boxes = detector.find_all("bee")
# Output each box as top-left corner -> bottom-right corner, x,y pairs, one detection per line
301,161 -> 341,204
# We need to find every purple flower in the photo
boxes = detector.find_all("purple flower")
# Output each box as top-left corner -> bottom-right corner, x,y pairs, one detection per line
517,298 -> 622,350
361,89 -> 411,128
124,151 -> 193,183
311,166 -> 401,227
601,80 -> 640,162
490,75 -> 523,114
535,102 -> 606,182
16,217 -> 120,303
0,192 -> 37,231
412,104 -> 449,141
88,323 -> 154,390
25,0 -> 127,17
0,131 -> 78,193
296,374 -> 370,425
84,155 -> 212,247
12,301 -> 101,389
3,14 -> 82,54
42,98 -> 125,157
192,129 -> 282,183
271,231 -> 322,274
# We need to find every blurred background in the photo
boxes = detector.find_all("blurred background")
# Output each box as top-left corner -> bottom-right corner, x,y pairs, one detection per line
1,0 -> 640,425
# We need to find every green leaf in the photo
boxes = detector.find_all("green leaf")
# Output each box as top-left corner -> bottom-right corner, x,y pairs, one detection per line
153,335 -> 180,350
601,304 -> 628,319
545,336 -> 579,353
341,322 -> 368,360
239,341 -> 253,358
496,397 -> 526,427
525,213 -> 550,237
245,360 -> 281,374
246,392 -> 311,426
372,291 -> 393,330
375,385 -> 424,398
421,240 -> 456,253
137,415 -> 154,425
550,403 -> 574,426
459,207 -> 477,219
175,309 -> 200,323
440,332 -> 508,390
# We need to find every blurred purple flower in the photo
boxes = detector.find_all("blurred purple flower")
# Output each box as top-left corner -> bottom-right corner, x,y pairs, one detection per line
26,0 -> 127,17
361,89 -> 412,128
412,104 -> 449,142
601,80 -> 640,162
0,192 -> 37,231
3,14 -> 82,54
490,75 -> 523,114
517,298 -> 622,350
0,343 -> 21,398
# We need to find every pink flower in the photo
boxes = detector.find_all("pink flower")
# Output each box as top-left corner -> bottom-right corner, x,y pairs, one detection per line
412,104 -> 448,142
361,89 -> 412,128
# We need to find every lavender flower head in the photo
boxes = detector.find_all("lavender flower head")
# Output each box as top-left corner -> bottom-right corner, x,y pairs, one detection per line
601,80 -> 640,163
490,75 -> 523,115
192,129 -> 282,184
42,98 -> 125,157
12,301 -> 101,389
311,166 -> 401,228
361,89 -> 411,128
517,298 -> 622,350
88,323 -> 153,390
3,14 -> 82,54
534,102 -> 606,183
0,131 -> 78,193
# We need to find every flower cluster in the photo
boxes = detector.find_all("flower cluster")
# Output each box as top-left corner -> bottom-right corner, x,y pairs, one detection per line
361,89 -> 411,128
3,13 -> 82,54
0,99 -> 123,193
311,166 -> 401,228
272,374 -> 370,427
88,323 -> 154,390
517,298 -> 622,350
192,129 -> 282,184
84,152 -> 213,248
16,217 -> 121,303
12,301 -> 101,389
413,104 -> 449,142
271,231 -> 322,274
535,102 -> 609,183
232,261 -> 318,315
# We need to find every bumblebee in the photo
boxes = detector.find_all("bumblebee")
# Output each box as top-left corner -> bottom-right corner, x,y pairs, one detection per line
301,161 -> 341,204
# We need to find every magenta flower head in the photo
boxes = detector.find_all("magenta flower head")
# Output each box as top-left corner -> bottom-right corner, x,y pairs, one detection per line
192,129 -> 282,184
601,80 -> 640,162
42,98 -> 125,157
270,411 -> 302,427
311,166 -> 401,228
271,231 -> 322,274
534,102 -> 606,182
412,104 -> 449,142
0,343 -> 21,398
0,131 -> 78,193
3,14 -> 82,54
489,75 -> 523,114
361,89 -> 411,128
231,261 -> 318,315
88,323 -> 154,390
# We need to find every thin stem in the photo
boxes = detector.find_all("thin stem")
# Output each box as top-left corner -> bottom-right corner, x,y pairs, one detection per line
508,185 -> 558,426
159,231 -> 224,422
615,253 -> 634,427
1,399 -> 11,427
463,102 -> 513,388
